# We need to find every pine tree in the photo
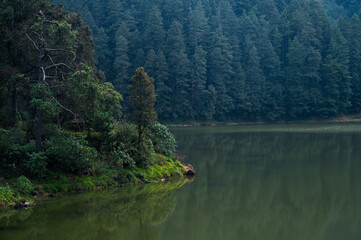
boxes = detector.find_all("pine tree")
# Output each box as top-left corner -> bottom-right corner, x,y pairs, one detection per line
348,15 -> 361,113
144,6 -> 165,52
245,45 -> 265,119
285,37 -> 309,118
187,2 -> 210,54
129,67 -> 157,146
144,49 -> 157,76
190,45 -> 214,120
133,49 -> 145,70
165,21 -> 191,120
207,26 -> 234,119
113,30 -> 131,95
94,27 -> 112,78
154,50 -> 172,120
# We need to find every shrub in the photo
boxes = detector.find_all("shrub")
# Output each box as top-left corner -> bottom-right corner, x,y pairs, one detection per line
16,176 -> 34,196
150,123 -> 176,156
0,129 -> 37,177
111,145 -> 135,169
108,123 -> 138,152
134,138 -> 156,167
24,152 -> 47,178
0,128 -> 13,174
45,131 -> 97,173
105,123 -> 138,167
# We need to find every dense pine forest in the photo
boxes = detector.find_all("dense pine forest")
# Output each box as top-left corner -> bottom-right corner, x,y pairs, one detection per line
50,0 -> 361,121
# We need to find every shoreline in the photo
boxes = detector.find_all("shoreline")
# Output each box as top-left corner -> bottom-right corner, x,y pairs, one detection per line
0,156 -> 194,210
166,116 -> 361,127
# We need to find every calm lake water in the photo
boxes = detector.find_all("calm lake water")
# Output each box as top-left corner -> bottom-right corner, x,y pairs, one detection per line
1,123 -> 361,240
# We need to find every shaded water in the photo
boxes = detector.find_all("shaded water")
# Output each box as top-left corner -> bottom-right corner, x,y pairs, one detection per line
2,123 -> 361,240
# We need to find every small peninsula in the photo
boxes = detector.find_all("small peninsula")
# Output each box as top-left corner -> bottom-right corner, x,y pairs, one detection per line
0,1 -> 193,209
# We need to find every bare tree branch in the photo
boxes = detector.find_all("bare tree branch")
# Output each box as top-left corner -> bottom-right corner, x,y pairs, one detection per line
45,63 -> 75,71
25,33 -> 40,52
49,84 -> 71,89
51,96 -> 78,119
31,31 -> 41,39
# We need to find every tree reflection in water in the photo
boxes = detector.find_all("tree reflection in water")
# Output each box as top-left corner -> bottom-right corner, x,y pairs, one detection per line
0,178 -> 192,240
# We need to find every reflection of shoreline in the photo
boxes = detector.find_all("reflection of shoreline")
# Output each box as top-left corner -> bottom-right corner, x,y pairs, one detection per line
0,178 -> 192,240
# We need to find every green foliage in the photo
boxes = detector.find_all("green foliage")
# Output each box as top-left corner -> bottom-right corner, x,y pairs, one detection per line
107,123 -> 138,167
24,152 -> 48,178
0,129 -> 39,177
111,146 -> 135,169
133,154 -> 184,181
0,129 -> 13,173
67,64 -> 122,131
150,123 -> 176,156
45,132 -> 97,173
0,0 -> 183,194
106,123 -> 157,168
129,67 -> 157,148
16,176 -> 34,196
51,0 -> 361,121
0,184 -> 21,207
134,139 -> 156,167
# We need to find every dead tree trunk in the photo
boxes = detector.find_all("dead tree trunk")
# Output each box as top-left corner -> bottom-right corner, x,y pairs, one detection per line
35,12 -> 46,153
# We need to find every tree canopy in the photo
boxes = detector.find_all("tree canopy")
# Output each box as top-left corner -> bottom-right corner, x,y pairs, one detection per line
50,0 -> 361,121
129,67 -> 157,145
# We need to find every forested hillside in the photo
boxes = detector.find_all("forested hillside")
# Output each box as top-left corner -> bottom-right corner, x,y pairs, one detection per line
51,0 -> 361,121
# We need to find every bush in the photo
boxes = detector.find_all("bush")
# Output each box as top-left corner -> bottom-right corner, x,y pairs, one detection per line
45,131 -> 97,173
133,138 -> 156,167
111,145 -> 135,169
150,123 -> 176,156
108,123 -> 138,152
0,129 -> 13,174
24,152 -> 47,178
105,123 -> 138,167
0,129 -> 37,177
16,176 -> 34,196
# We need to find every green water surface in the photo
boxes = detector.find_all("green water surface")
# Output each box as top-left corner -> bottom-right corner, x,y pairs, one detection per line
1,123 -> 361,240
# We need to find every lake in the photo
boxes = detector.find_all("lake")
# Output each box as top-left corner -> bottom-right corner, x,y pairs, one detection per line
1,123 -> 361,240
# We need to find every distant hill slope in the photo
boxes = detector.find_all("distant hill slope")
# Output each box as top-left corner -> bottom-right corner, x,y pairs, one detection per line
52,0 -> 361,121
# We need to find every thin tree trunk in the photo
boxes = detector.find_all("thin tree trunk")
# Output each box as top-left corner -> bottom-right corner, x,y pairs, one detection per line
138,126 -> 142,147
35,110 -> 42,153
11,79 -> 17,127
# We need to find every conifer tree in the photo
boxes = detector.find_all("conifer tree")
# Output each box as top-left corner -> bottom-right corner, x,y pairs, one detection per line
144,6 -> 165,52
114,30 -> 131,95
165,21 -> 191,120
129,67 -> 157,145
133,49 -> 145,70
207,26 -> 234,119
154,50 -> 172,120
245,45 -> 265,119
